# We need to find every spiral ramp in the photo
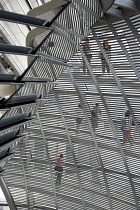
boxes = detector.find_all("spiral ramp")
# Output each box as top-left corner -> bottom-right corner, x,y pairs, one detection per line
0,0 -> 140,209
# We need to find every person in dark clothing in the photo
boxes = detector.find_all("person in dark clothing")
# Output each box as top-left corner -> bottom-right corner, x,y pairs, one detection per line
91,103 -> 101,132
99,39 -> 111,75
99,52 -> 109,74
81,37 -> 92,75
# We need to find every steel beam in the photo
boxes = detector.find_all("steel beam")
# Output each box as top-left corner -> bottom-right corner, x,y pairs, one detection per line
0,10 -> 46,28
0,44 -> 35,56
53,22 -> 85,39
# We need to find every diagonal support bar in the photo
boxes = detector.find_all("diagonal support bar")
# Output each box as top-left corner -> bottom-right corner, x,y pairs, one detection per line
0,10 -> 46,28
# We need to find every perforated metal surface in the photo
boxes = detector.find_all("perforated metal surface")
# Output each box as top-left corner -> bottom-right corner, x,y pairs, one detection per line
1,0 -> 140,210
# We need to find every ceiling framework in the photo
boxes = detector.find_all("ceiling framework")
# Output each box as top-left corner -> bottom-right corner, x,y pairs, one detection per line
0,0 -> 140,209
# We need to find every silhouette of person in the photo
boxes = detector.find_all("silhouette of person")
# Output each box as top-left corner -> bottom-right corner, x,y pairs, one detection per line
91,103 -> 101,132
81,37 -> 92,75
100,39 -> 111,76
75,103 -> 83,133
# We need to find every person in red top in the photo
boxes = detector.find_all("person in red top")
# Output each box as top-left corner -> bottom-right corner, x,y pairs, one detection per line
55,154 -> 65,185
125,110 -> 135,143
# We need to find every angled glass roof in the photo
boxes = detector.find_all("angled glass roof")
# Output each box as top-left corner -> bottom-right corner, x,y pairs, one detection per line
0,188 -> 9,210
0,0 -> 33,74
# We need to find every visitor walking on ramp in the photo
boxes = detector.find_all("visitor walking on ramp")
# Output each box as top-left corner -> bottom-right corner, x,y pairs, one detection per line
81,37 -> 92,75
91,103 -> 101,133
99,39 -> 111,76
125,110 -> 135,142
75,102 -> 83,133
54,154 -> 65,185
121,112 -> 132,143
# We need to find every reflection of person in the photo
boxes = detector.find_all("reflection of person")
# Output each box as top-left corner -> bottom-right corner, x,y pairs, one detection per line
41,40 -> 54,53
91,103 -> 101,132
0,56 -> 9,69
81,37 -> 92,75
0,36 -> 7,44
55,154 -> 65,185
75,103 -> 83,133
100,39 -> 111,75
6,65 -> 14,73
